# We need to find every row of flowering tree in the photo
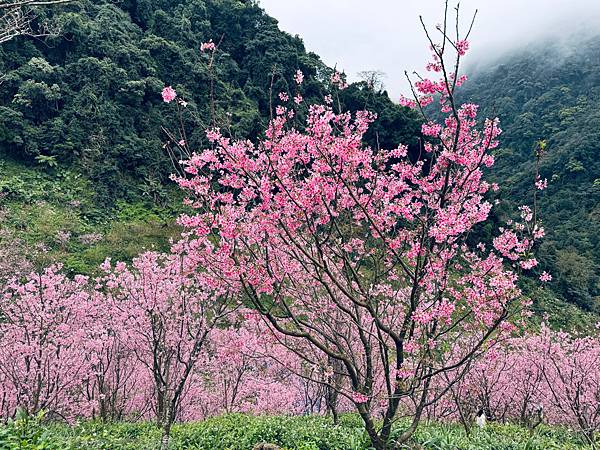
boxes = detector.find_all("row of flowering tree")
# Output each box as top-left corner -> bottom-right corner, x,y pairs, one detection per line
0,253 -> 332,448
2,259 -> 599,446
436,325 -> 600,447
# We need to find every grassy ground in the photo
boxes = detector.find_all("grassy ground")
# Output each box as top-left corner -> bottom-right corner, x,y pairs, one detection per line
0,413 -> 592,450
0,158 -> 183,276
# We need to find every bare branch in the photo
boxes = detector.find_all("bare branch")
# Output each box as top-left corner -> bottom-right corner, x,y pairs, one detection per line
0,0 -> 72,45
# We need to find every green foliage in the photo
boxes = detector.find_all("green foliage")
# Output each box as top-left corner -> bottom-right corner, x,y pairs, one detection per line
0,0 -> 420,277
411,422 -> 589,450
0,158 -> 181,275
0,414 -> 592,450
0,0 -> 419,206
460,37 -> 600,311
525,279 -> 597,333
0,410 -> 55,450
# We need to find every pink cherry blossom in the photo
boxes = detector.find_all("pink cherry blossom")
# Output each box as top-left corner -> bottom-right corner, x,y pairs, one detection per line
161,86 -> 177,103
539,271 -> 552,282
351,392 -> 369,404
399,95 -> 417,108
456,39 -> 470,56
535,177 -> 548,190
520,258 -> 538,270
172,18 -> 543,448
200,40 -> 216,52
294,69 -> 304,85
331,70 -> 348,89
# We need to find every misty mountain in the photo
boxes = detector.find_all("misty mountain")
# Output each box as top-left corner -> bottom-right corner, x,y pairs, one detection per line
461,35 -> 600,311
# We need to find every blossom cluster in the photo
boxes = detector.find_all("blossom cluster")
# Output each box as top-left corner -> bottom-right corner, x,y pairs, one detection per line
430,326 -> 600,441
0,256 -> 335,422
200,40 -> 216,52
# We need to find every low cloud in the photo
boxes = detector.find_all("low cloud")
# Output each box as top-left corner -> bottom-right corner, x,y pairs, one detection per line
259,0 -> 600,98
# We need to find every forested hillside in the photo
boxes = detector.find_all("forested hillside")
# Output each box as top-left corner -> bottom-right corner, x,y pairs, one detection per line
0,0 -> 420,273
461,36 -> 600,312
0,0 -> 598,319
0,0 -> 420,202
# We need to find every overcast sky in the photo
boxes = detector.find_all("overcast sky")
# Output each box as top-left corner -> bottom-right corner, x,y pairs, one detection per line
259,0 -> 600,99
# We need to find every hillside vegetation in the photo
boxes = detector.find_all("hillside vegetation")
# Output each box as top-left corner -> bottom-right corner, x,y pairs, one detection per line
0,413 -> 593,450
0,0 -> 419,273
461,36 -> 600,312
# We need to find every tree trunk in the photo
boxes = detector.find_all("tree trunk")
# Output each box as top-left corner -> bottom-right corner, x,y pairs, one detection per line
160,419 -> 172,450
326,386 -> 339,425
357,407 -> 387,450
583,430 -> 596,449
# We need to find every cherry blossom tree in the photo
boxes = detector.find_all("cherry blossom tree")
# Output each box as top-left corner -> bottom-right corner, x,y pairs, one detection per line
98,251 -> 233,449
78,290 -> 150,422
187,314 -> 320,419
445,325 -> 600,444
440,336 -> 547,433
535,328 -> 600,446
0,265 -> 90,420
173,8 -> 543,449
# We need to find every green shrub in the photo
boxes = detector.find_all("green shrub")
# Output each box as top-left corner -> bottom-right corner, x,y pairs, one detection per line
0,414 -> 592,450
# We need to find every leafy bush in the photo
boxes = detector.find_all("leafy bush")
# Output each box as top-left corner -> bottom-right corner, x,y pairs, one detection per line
0,414 -> 592,450
0,158 -> 181,276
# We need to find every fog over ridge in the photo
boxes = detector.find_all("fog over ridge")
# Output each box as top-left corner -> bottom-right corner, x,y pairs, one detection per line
259,0 -> 600,98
